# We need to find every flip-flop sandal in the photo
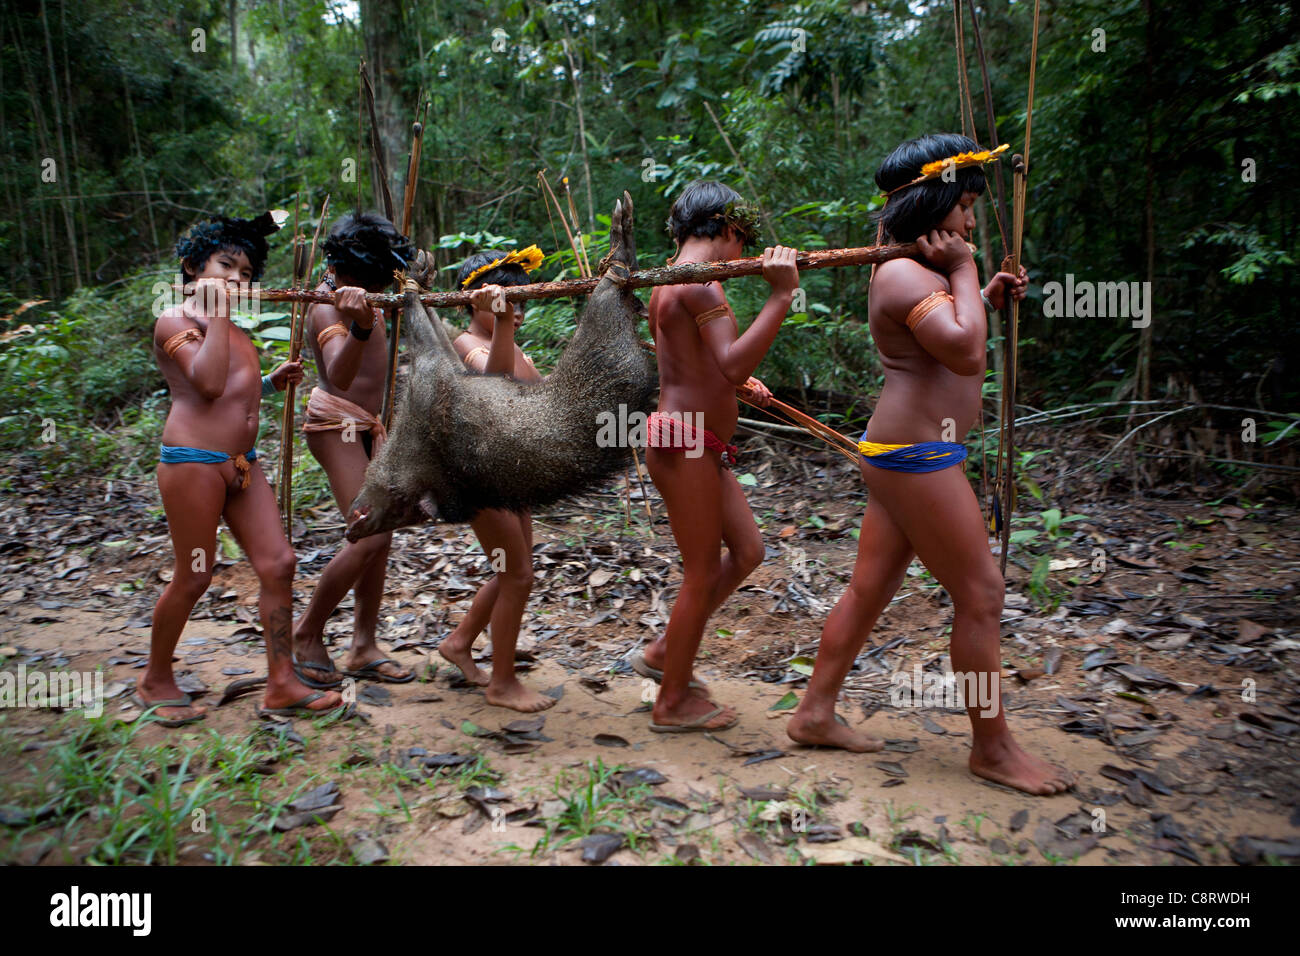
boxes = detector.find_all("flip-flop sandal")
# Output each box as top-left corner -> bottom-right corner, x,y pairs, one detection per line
649,706 -> 739,734
342,657 -> 415,684
217,675 -> 267,707
131,692 -> 206,728
292,655 -> 343,689
257,691 -> 343,718
631,651 -> 708,691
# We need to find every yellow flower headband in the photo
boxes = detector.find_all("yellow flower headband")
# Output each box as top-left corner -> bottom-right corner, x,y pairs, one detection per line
460,244 -> 546,288
883,144 -> 1010,197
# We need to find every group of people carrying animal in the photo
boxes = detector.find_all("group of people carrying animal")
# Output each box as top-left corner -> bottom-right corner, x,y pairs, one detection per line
143,132 -> 1073,796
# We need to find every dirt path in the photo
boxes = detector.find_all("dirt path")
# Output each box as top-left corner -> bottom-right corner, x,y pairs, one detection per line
1,443 -> 1297,865
1,598 -> 1294,866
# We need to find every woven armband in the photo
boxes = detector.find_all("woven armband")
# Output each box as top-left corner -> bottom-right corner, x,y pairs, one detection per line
162,327 -> 204,358
692,304 -> 732,329
905,291 -> 954,332
316,322 -> 348,349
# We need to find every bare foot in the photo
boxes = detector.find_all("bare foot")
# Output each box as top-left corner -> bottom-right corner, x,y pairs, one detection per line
651,693 -> 738,730
485,679 -> 557,713
135,676 -> 207,723
970,737 -> 1074,796
787,711 -> 884,752
437,638 -> 490,686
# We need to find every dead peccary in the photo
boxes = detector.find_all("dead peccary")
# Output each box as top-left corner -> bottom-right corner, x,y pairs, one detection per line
345,191 -> 657,540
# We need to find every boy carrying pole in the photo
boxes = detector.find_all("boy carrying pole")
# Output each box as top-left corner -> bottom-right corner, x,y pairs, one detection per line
145,213 -> 342,723
637,181 -> 799,733
292,212 -> 417,687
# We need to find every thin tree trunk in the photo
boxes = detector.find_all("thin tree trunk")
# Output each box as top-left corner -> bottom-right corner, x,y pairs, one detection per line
12,13 -> 60,294
38,0 -> 80,288
59,1 -> 90,280
361,0 -> 406,199
1138,0 -> 1155,402
0,19 -> 32,294
123,75 -> 159,254
229,0 -> 238,73
561,34 -> 595,234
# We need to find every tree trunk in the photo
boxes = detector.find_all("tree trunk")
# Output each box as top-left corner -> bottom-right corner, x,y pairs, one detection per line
1138,0 -> 1155,402
361,0 -> 406,210
123,75 -> 159,255
37,0 -> 80,289
229,0 -> 238,74
0,19 -> 32,294
58,1 -> 90,280
12,12 -> 59,294
562,34 -> 596,234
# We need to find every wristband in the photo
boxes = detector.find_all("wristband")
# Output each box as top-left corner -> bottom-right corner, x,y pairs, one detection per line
981,291 -> 997,313
349,320 -> 373,341
261,374 -> 276,396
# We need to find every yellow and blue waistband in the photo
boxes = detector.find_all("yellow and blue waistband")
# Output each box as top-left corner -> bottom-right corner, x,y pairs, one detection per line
857,437 -> 967,473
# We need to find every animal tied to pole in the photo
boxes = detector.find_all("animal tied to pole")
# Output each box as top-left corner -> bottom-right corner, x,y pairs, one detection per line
346,191 -> 657,540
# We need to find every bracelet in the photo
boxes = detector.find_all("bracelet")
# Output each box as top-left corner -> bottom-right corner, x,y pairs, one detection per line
349,320 -> 373,341
261,374 -> 276,396
981,291 -> 997,313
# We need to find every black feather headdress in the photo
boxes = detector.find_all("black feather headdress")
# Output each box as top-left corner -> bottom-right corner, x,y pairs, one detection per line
175,210 -> 287,281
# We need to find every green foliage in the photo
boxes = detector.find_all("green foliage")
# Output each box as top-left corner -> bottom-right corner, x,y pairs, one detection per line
1,710 -> 337,865
0,272 -> 166,476
0,0 -> 1295,481
519,758 -> 652,858
1010,506 -> 1090,607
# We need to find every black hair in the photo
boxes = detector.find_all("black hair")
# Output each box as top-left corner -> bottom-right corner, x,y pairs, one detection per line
874,133 -> 988,243
455,251 -> 531,315
175,211 -> 280,282
665,180 -> 759,248
322,211 -> 415,290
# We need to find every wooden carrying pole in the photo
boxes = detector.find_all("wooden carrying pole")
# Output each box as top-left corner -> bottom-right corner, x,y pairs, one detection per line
236,241 -> 921,309
993,0 -> 1041,573
382,113 -> 425,429
277,194 -> 330,541
996,154 -> 1026,573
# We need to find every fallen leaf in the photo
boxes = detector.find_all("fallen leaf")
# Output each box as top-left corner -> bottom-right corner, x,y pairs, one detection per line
802,836 -> 907,865
736,831 -> 775,863
769,691 -> 799,711
347,830 -> 389,865
789,656 -> 816,676
581,833 -> 625,863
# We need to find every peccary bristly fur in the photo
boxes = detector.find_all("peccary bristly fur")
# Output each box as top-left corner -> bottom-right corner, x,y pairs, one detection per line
345,191 -> 657,541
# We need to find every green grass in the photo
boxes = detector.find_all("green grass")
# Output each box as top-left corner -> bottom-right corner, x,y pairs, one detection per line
0,711 -> 355,865
505,758 -> 654,860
